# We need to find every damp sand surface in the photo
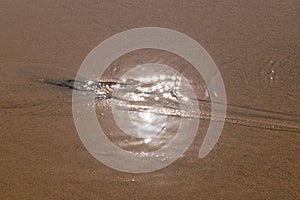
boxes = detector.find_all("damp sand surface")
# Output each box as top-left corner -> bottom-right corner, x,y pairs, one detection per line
0,1 -> 300,199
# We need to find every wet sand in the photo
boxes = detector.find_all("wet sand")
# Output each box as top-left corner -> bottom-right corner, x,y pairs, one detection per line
1,0 -> 299,199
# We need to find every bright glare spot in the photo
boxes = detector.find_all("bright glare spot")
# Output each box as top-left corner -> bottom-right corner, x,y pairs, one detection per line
144,138 -> 152,144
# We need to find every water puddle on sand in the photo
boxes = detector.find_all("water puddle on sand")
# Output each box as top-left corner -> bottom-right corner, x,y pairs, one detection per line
65,76 -> 300,132
45,72 -> 299,156
21,50 -> 300,154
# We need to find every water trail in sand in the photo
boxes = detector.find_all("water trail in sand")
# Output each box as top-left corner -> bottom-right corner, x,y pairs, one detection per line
52,77 -> 300,134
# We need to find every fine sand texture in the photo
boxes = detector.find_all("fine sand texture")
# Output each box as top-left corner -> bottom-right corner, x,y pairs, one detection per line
0,1 -> 299,199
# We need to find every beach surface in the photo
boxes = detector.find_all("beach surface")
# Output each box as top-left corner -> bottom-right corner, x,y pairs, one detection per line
0,0 -> 299,199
